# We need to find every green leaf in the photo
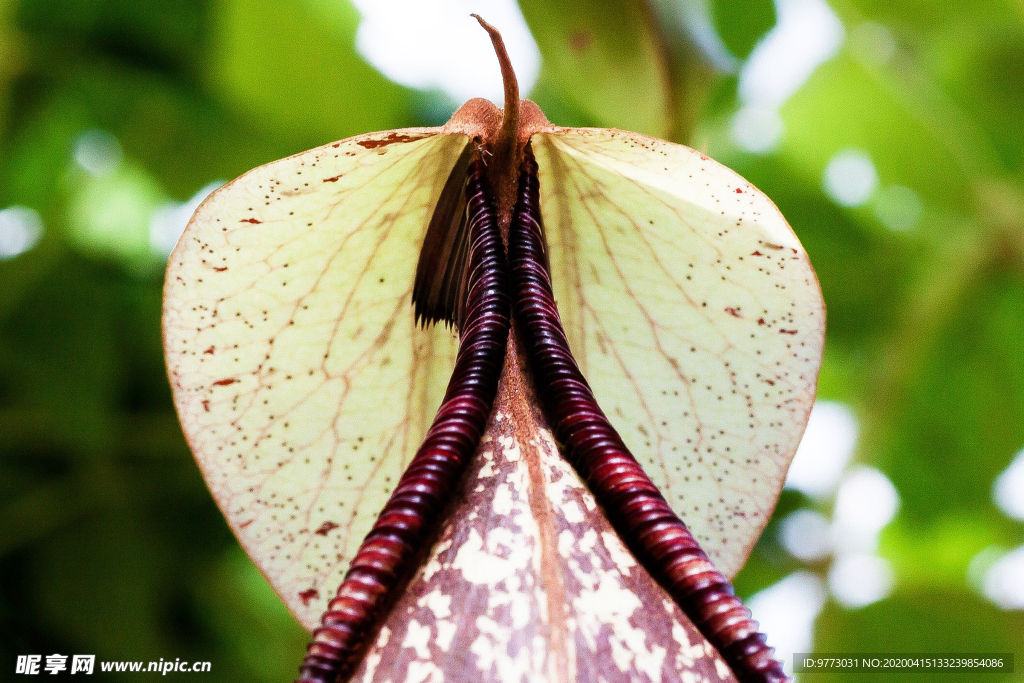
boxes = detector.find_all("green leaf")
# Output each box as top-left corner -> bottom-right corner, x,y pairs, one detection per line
207,0 -> 415,144
518,0 -> 671,137
782,52 -> 972,211
710,0 -> 776,61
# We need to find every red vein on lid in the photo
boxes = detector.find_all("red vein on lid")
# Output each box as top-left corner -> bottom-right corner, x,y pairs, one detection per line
508,144 -> 790,683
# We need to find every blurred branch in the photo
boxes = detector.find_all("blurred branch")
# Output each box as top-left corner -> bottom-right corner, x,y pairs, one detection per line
644,0 -> 718,144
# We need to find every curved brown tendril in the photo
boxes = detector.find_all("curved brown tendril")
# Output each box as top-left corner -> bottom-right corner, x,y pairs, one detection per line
296,157 -> 510,683
508,145 -> 791,683
471,14 -> 519,162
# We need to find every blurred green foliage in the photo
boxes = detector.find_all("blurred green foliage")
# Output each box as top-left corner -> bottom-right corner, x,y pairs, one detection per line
0,0 -> 1021,681
519,0 -> 671,136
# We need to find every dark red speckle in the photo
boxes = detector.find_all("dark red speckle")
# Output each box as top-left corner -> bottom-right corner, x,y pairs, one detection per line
724,307 -> 741,318
299,589 -> 319,606
323,175 -> 342,183
201,400 -> 210,412
212,378 -> 237,386
356,132 -> 427,149
240,218 -> 261,224
757,318 -> 766,325
204,346 -> 216,354
735,188 -> 744,194
779,329 -> 798,335
213,266 -> 227,272
240,519 -> 254,528
752,250 -> 764,256
315,521 -> 340,536
569,29 -> 593,52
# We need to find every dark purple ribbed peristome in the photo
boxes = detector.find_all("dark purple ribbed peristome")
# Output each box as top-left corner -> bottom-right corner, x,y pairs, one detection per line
295,156 -> 510,683
507,144 -> 790,683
